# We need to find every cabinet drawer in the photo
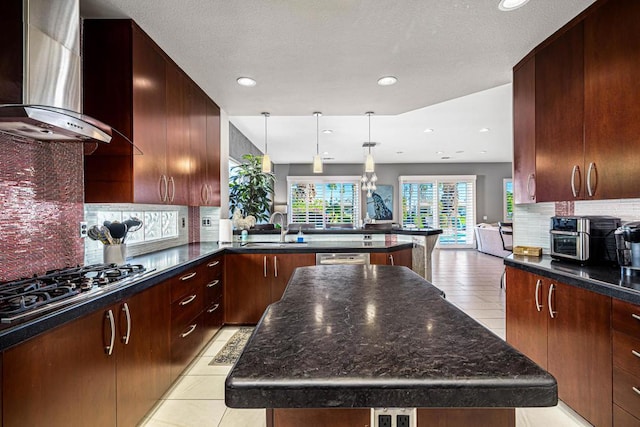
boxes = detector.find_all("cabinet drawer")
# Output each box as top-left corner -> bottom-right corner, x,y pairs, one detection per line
613,299 -> 640,338
614,404 -> 640,427
170,313 -> 204,379
205,276 -> 223,303
614,330 -> 640,378
613,366 -> 640,420
171,285 -> 203,337
204,257 -> 223,278
171,268 -> 202,303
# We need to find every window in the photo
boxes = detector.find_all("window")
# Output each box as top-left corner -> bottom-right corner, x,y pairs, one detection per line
287,176 -> 361,229
399,175 -> 477,248
503,179 -> 514,222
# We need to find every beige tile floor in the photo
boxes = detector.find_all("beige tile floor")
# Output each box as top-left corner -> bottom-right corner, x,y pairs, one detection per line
141,249 -> 593,427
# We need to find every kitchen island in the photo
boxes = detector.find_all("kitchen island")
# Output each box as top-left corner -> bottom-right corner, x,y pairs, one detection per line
225,265 -> 557,427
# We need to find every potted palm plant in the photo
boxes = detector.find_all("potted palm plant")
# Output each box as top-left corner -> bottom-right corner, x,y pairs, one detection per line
229,154 -> 275,224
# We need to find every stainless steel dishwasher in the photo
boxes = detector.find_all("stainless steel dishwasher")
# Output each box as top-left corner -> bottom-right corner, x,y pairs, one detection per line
315,253 -> 370,265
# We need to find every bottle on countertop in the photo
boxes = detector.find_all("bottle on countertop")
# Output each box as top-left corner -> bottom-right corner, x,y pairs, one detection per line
297,229 -> 304,243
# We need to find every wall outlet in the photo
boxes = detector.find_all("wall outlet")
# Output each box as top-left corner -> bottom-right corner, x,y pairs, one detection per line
372,408 -> 417,427
181,217 -> 186,228
202,217 -> 212,227
483,215 -> 488,220
79,221 -> 88,238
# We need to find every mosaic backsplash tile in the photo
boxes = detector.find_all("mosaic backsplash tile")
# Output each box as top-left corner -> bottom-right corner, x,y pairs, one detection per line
0,135 -> 84,281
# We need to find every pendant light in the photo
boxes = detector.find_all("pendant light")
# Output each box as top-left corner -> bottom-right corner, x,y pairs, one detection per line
261,112 -> 271,173
361,112 -> 378,198
312,112 -> 323,173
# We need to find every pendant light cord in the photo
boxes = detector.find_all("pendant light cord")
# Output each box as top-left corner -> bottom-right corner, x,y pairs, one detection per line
316,113 -> 320,155
263,112 -> 269,153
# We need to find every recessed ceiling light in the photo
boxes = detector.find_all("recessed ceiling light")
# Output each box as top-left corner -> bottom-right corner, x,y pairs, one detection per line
498,0 -> 530,11
424,128 -> 434,133
396,151 -> 404,155
436,151 -> 444,154
377,76 -> 398,86
323,151 -> 329,155
479,127 -> 490,132
236,77 -> 256,87
480,150 -> 488,154
456,150 -> 464,153
441,156 -> 451,160
322,129 -> 333,134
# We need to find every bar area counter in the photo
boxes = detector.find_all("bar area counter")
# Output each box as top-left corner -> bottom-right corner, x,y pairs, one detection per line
225,265 -> 557,427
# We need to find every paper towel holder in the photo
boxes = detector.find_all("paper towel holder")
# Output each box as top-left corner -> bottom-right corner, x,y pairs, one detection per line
218,219 -> 234,244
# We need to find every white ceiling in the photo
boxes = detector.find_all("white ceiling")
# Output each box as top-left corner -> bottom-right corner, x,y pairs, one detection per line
80,0 -> 596,164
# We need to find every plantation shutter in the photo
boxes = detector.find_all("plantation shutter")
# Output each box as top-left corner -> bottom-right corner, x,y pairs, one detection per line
287,177 -> 360,229
400,175 -> 476,248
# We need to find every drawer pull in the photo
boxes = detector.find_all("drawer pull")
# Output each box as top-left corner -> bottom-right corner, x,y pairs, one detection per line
632,350 -> 640,359
121,302 -> 131,345
207,260 -> 220,267
207,303 -> 220,313
180,272 -> 197,281
206,279 -> 220,288
180,323 -> 197,338
632,313 -> 640,322
179,294 -> 197,306
633,386 -> 640,396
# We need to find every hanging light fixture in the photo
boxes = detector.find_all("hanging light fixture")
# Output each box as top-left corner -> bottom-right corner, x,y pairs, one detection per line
312,112 -> 323,173
261,112 -> 271,173
361,112 -> 378,198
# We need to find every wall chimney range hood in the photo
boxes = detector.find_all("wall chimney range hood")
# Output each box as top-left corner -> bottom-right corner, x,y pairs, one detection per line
0,0 -> 112,144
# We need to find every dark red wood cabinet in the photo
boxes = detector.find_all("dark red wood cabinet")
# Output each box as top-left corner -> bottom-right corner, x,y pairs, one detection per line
506,266 -> 612,427
1,281 -> 171,427
83,19 -> 221,206
370,248 -> 412,268
512,0 -> 640,203
224,253 -> 316,325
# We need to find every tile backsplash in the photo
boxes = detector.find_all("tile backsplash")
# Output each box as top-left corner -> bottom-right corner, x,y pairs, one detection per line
0,135 -> 84,281
514,198 -> 640,252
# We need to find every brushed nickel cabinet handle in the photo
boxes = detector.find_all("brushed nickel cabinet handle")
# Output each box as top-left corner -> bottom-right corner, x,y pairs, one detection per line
586,162 -> 597,197
632,350 -> 640,359
632,313 -> 640,322
159,175 -> 168,202
207,260 -> 220,267
534,279 -> 542,312
180,272 -> 197,281
180,323 -> 197,338
168,176 -> 176,202
121,303 -> 131,345
206,279 -> 220,288
633,386 -> 640,396
527,173 -> 535,200
264,256 -> 267,278
207,303 -> 220,313
389,254 -> 395,265
201,184 -> 208,205
274,256 -> 278,277
570,165 -> 580,198
179,294 -> 197,306
548,284 -> 556,319
105,309 -> 116,356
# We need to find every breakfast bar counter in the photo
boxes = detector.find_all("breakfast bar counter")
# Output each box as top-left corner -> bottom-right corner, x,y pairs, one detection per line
225,265 -> 557,426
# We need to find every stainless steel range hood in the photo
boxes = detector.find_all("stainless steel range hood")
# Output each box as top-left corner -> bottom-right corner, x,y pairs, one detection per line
0,0 -> 112,144
0,104 -> 112,142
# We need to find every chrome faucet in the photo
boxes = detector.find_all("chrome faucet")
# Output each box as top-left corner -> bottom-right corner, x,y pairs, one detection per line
270,212 -> 288,242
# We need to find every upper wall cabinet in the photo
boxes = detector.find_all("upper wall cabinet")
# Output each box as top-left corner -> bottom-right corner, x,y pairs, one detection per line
82,20 -> 220,206
513,0 -> 640,203
584,0 -> 640,200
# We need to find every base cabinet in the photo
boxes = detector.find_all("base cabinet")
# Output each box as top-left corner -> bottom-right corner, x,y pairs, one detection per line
612,299 -> 640,425
2,282 -> 171,427
370,248 -> 412,268
505,266 -> 612,427
224,253 -> 316,324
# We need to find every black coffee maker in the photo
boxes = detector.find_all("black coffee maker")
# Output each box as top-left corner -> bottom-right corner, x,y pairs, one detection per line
615,222 -> 640,275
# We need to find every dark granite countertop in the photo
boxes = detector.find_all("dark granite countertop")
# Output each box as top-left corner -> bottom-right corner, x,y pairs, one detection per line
0,241 -> 414,351
504,255 -> 640,305
225,265 -> 557,409
237,228 -> 443,236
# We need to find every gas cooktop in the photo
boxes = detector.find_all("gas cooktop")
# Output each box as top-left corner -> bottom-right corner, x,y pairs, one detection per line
0,263 -> 153,324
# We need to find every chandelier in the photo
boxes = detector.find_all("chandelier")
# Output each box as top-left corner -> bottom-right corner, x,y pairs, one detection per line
312,112 -> 323,173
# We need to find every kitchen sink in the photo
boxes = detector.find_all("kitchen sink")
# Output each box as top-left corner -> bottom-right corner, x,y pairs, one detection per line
241,242 -> 309,248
